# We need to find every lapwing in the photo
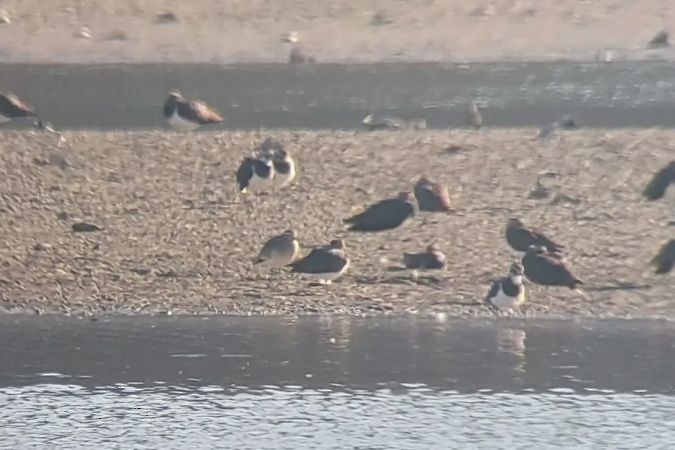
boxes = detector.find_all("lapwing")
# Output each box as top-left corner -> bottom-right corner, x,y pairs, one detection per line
236,154 -> 274,193
651,239 -> 675,274
344,192 -> 416,232
271,149 -> 296,189
290,239 -> 350,284
254,229 -> 300,268
522,245 -> 583,290
403,243 -> 447,270
163,90 -> 223,131
0,92 -> 37,124
485,262 -> 526,313
413,177 -> 452,212
643,161 -> 675,201
506,218 -> 564,256
467,101 -> 483,129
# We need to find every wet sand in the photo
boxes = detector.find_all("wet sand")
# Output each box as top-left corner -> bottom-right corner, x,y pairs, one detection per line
0,128 -> 672,318
2,62 -> 675,129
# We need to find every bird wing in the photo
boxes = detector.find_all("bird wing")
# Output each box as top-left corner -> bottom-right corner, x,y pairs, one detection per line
643,161 -> 675,201
485,280 -> 501,304
0,93 -> 35,116
530,229 -> 564,253
403,252 -> 423,269
236,158 -> 255,189
414,184 -> 451,212
291,248 -> 346,274
183,100 -> 223,124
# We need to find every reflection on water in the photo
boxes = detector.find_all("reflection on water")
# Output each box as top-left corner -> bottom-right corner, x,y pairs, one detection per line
1,317 -> 674,448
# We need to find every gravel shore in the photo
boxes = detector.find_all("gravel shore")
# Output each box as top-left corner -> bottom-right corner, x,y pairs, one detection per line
0,128 -> 672,317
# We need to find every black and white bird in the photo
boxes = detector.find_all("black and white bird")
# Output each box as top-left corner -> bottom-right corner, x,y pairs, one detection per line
0,92 -> 37,124
163,90 -> 223,131
236,154 -> 274,193
651,239 -> 675,274
643,161 -> 675,201
290,239 -> 350,284
505,218 -> 564,256
522,245 -> 583,290
344,192 -> 416,232
403,243 -> 447,270
270,149 -> 296,189
254,230 -> 300,268
485,262 -> 526,313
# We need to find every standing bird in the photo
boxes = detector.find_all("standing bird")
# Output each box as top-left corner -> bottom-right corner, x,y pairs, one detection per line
485,262 -> 526,313
651,239 -> 675,274
505,218 -> 564,256
290,239 -> 350,284
643,161 -> 675,201
270,149 -> 296,190
0,92 -> 37,124
521,245 -> 583,290
254,230 -> 300,268
344,192 -> 416,232
403,243 -> 447,270
236,154 -> 274,193
413,177 -> 453,212
163,90 -> 223,131
467,101 -> 483,129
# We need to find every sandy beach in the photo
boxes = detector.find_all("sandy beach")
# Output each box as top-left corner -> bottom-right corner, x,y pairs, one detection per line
0,0 -> 673,64
0,128 -> 671,317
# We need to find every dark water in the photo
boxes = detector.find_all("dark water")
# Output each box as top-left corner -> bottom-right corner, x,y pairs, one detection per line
1,316 -> 674,448
1,61 -> 675,129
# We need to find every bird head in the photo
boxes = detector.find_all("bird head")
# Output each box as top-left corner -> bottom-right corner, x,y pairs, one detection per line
330,239 -> 345,250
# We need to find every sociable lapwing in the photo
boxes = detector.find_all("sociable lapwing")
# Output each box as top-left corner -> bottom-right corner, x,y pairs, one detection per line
0,92 -> 37,124
522,245 -> 583,290
413,177 -> 453,212
506,218 -> 564,256
651,239 -> 675,274
643,161 -> 675,201
254,229 -> 300,268
236,154 -> 274,193
403,243 -> 447,270
290,239 -> 350,284
485,262 -> 526,313
344,192 -> 415,232
163,90 -> 223,131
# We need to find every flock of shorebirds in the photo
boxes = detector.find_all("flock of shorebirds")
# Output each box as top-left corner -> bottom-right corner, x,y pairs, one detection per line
1,89 -> 673,314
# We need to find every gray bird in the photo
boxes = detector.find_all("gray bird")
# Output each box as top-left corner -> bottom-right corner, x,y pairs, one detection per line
163,90 -> 223,131
485,262 -> 526,312
522,245 -> 582,289
651,239 -> 675,274
643,161 -> 675,201
413,177 -> 452,212
344,192 -> 416,232
290,239 -> 350,284
403,243 -> 447,270
505,218 -> 564,256
0,92 -> 37,124
254,230 -> 300,268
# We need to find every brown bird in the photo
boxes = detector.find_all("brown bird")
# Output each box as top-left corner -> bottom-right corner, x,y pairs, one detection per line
290,239 -> 350,284
344,192 -> 415,232
403,243 -> 447,270
0,92 -> 37,123
505,218 -> 564,256
413,177 -> 452,212
651,239 -> 675,274
163,90 -> 223,131
643,161 -> 675,201
522,245 -> 582,289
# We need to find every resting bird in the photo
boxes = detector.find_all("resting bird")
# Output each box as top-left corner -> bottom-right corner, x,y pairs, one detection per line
362,112 -> 405,131
290,239 -> 350,284
270,149 -> 296,189
236,154 -> 274,193
344,192 -> 416,232
485,262 -> 526,312
403,243 -> 447,270
651,239 -> 675,274
522,245 -> 582,289
505,218 -> 564,256
413,177 -> 452,212
254,230 -> 300,268
163,90 -> 223,131
0,92 -> 37,123
643,161 -> 675,201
